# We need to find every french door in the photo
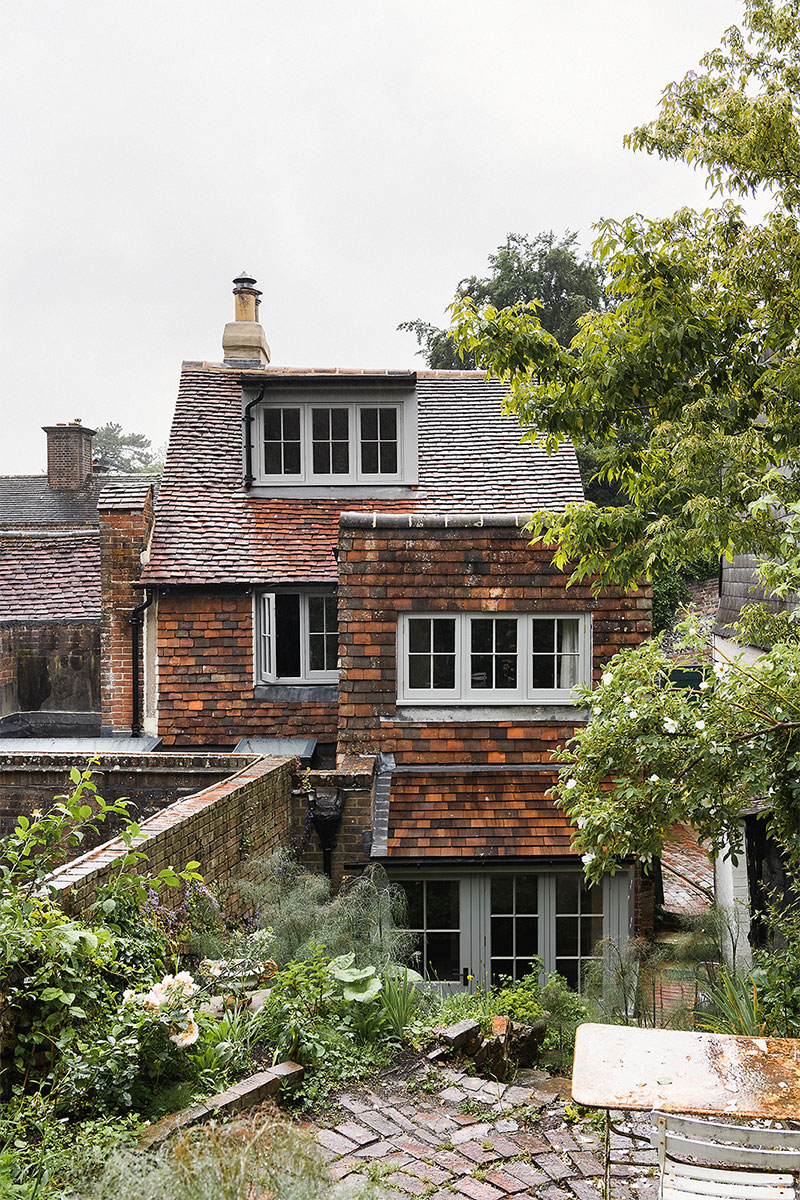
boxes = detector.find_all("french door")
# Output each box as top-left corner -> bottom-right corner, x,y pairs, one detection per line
398,868 -> 633,992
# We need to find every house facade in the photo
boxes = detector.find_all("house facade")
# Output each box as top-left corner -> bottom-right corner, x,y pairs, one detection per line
102,274 -> 653,988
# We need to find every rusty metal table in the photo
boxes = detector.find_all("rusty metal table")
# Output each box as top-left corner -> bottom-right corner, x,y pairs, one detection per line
572,1023 -> 800,1198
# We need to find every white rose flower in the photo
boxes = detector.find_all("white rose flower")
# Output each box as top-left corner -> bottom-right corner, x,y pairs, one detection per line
565,778 -> 578,790
649,774 -> 660,783
664,718 -> 677,734
602,672 -> 614,685
629,709 -> 638,719
169,1016 -> 200,1048
695,720 -> 706,731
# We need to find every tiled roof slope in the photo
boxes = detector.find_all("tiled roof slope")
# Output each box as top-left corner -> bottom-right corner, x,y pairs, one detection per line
0,474 -> 157,527
142,363 -> 584,585
384,769 -> 576,859
0,533 -> 100,621
715,553 -> 798,638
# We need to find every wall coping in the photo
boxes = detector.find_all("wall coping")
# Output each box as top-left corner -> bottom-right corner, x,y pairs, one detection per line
339,512 -> 535,531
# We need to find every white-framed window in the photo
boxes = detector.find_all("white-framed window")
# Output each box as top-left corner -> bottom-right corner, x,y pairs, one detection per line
256,591 -> 339,684
397,612 -> 591,704
258,400 -> 404,483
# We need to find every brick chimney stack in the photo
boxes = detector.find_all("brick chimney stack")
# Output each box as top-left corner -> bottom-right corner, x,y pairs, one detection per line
222,271 -> 271,366
42,422 -> 96,490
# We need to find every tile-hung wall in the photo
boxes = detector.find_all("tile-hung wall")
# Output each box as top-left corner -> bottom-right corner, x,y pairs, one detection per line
390,867 -> 634,992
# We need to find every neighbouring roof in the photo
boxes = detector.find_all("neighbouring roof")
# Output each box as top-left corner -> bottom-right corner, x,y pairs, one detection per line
377,767 -> 577,860
142,363 -> 584,586
0,532 -> 100,621
715,553 -> 798,638
0,474 -> 158,527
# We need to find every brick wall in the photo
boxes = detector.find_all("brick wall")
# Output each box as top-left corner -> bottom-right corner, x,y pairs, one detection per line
336,515 -> 652,763
0,621 -> 99,716
99,491 -> 155,733
155,591 -> 338,747
43,424 -> 94,490
0,751 -> 255,840
50,755 -> 294,917
289,761 -> 373,888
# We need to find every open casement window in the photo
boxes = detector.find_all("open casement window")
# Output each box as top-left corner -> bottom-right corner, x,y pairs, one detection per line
395,870 -> 630,993
259,401 -> 403,483
256,592 -> 338,684
397,613 -> 591,704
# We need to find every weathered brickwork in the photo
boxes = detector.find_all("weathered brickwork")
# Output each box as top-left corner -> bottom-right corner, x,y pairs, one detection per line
50,756 -> 294,917
99,491 -> 155,733
155,591 -> 338,746
336,517 -> 652,764
0,621 -> 99,716
289,764 -> 373,888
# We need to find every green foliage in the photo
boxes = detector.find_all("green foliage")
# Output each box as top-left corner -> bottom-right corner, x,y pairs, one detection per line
552,613 -> 800,880
450,1 -> 800,593
380,968 -> 423,1038
492,969 -> 546,1026
696,967 -> 769,1035
651,573 -> 689,633
88,1112 -> 340,1200
399,230 -> 603,368
236,851 -> 415,970
93,422 -> 163,474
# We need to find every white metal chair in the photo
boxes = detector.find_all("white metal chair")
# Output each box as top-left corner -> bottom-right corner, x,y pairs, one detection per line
650,1111 -> 800,1200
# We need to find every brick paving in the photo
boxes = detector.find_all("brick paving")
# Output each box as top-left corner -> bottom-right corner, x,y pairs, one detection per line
309,1061 -> 660,1198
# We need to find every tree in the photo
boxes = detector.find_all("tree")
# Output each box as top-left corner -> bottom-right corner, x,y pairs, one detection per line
399,231 -> 603,369
451,0 -> 800,592
93,422 -> 163,474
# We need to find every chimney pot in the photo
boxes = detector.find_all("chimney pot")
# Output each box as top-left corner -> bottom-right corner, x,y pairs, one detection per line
223,271 -> 271,366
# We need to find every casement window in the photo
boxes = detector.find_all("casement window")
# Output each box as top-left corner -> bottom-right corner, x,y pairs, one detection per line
256,592 -> 338,684
397,613 -> 591,704
396,869 -> 628,991
259,401 -> 403,483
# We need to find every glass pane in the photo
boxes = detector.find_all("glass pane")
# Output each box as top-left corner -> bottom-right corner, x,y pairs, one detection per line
495,620 -> 517,652
361,407 -> 378,440
581,916 -> 603,956
312,408 -> 329,438
275,593 -> 301,678
497,655 -> 517,688
308,635 -> 324,672
284,443 -> 301,474
331,440 -> 349,473
516,917 -> 538,956
408,620 -> 430,654
491,916 -> 513,957
531,620 -> 555,653
325,595 -> 338,626
404,882 -> 423,929
325,633 -> 337,670
380,408 -> 397,438
264,443 -> 281,474
470,655 -> 492,689
331,409 -> 349,439
558,619 -> 580,652
491,959 -> 513,985
491,877 -> 513,913
308,597 -> 324,632
426,880 -> 460,928
408,657 -> 431,689
425,933 -> 460,982
531,656 -> 555,689
515,875 -> 538,913
432,654 -> 455,689
516,959 -> 535,981
283,408 -> 300,440
380,442 -> 397,473
264,410 -> 281,439
312,441 -> 330,474
361,442 -> 378,474
556,916 -> 579,956
433,620 -> 455,653
556,874 -> 580,913
558,655 -> 580,688
471,619 -> 493,653
556,959 -> 579,990
583,881 -> 604,914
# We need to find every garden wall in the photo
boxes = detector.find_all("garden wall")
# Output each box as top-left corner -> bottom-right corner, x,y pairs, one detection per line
0,621 -> 99,717
49,755 -> 295,917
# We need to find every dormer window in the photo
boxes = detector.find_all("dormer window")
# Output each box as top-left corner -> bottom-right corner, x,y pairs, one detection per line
247,379 -> 417,490
260,400 -> 402,483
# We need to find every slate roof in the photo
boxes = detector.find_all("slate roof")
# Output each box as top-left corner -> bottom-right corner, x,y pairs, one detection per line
380,768 -> 577,860
0,532 -> 100,621
142,363 -> 584,586
715,553 -> 798,638
0,474 -> 158,527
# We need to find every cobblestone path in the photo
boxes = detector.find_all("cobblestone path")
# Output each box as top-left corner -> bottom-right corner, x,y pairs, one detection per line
309,1062 -> 659,1199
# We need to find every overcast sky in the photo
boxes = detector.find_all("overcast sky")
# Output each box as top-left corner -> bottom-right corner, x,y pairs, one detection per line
1,1 -> 745,474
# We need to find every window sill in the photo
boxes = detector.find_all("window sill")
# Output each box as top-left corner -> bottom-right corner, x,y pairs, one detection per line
391,704 -> 589,723
254,684 -> 338,703
246,484 -> 418,498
